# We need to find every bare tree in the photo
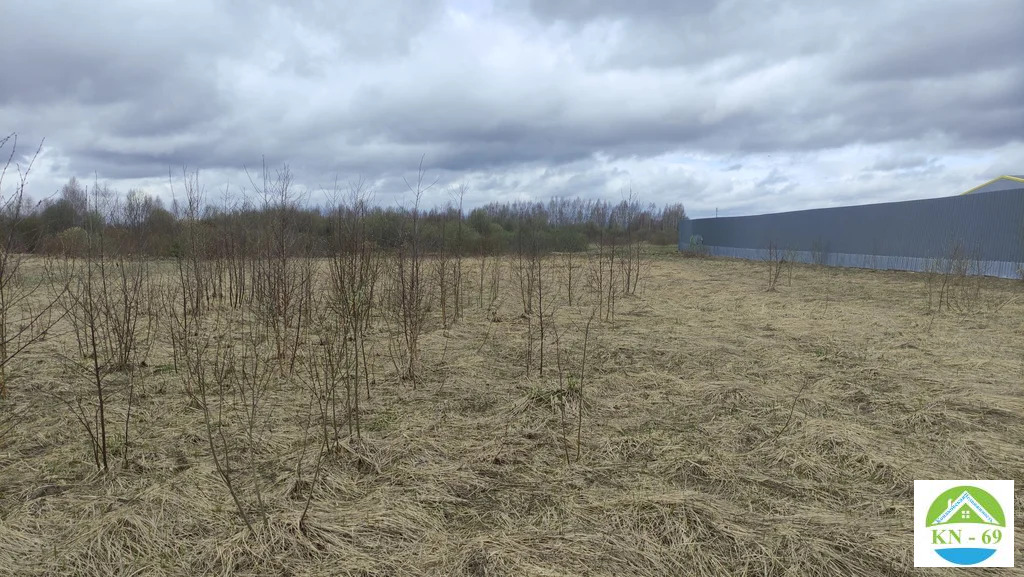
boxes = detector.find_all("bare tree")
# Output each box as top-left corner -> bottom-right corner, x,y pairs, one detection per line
169,168 -> 209,317
560,249 -> 579,306
387,156 -> 436,385
765,241 -> 784,292
451,184 -> 468,322
434,203 -> 453,328
587,203 -> 619,322
327,179 -> 381,416
247,161 -> 314,377
617,188 -> 645,296
167,168 -> 207,400
47,182 -> 154,470
180,307 -> 259,532
0,134 -> 64,398
550,309 -> 595,465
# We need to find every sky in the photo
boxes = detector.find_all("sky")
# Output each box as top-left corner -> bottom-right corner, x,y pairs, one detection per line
1,0 -> 1022,218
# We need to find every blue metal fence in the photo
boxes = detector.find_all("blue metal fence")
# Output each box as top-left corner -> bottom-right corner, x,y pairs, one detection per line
679,187 -> 1024,278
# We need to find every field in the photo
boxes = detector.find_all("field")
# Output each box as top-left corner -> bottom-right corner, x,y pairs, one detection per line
1,253 -> 1022,576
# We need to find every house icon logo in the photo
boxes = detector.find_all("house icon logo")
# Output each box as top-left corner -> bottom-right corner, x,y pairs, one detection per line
914,480 -> 1014,567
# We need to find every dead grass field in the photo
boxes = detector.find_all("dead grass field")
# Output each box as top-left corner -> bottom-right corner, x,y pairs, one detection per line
1,254 -> 1023,576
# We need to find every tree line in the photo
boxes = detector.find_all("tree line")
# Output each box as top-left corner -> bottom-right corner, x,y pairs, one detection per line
4,173 -> 685,258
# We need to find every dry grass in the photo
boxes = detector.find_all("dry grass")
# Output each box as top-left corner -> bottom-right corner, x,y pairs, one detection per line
1,254 -> 1023,576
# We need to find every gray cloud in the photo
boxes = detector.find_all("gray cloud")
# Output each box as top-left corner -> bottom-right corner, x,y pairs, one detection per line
869,155 -> 941,173
1,0 -> 1021,216
513,0 -> 720,28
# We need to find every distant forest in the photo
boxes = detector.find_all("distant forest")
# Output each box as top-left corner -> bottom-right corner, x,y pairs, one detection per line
5,170 -> 685,258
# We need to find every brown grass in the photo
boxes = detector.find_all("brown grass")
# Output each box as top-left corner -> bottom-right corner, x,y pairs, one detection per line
1,254 -> 1023,576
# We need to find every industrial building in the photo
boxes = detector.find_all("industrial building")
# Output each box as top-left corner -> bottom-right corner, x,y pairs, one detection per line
679,176 -> 1024,278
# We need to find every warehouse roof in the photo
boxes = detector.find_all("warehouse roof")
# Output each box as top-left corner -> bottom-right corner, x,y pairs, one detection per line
960,175 -> 1024,195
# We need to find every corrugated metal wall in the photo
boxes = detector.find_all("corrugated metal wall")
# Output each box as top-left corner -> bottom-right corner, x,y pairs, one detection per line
678,187 -> 1024,278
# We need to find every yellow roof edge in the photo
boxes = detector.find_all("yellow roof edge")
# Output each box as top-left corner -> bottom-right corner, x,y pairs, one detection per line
960,175 -> 1024,195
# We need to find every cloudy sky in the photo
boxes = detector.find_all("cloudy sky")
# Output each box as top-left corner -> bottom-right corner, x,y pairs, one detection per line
1,0 -> 1022,217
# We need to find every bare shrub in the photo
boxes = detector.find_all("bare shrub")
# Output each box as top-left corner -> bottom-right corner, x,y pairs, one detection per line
297,318 -> 332,531
326,180 -> 381,415
177,304 -> 281,532
167,169 -> 208,401
247,162 -> 315,377
165,191 -> 276,530
533,240 -> 548,378
784,248 -> 797,286
169,168 -> 210,317
932,241 -> 984,314
560,250 -> 580,306
810,238 -> 829,266
449,183 -> 468,323
616,189 -> 645,296
387,158 -> 435,384
510,223 -> 537,317
477,253 -> 488,309
48,185 -> 155,470
307,308 -> 352,447
434,203 -> 455,328
0,134 -> 63,399
587,202 -> 619,322
764,241 -> 784,292
512,223 -> 547,376
550,309 -> 595,464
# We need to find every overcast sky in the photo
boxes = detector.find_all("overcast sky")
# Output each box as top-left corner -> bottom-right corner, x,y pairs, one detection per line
1,0 -> 1022,217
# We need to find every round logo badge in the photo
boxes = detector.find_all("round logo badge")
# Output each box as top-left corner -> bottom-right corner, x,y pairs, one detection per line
925,485 -> 1006,566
